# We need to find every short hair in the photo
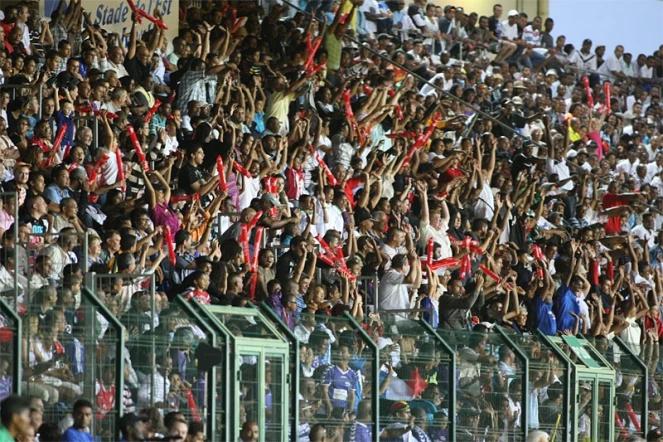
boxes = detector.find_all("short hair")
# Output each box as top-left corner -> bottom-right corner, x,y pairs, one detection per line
116,252 -> 135,272
391,254 -> 408,270
188,421 -> 204,437
0,395 -> 31,427
73,399 -> 93,413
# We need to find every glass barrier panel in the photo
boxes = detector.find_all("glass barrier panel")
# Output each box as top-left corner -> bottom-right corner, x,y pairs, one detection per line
598,380 -> 613,442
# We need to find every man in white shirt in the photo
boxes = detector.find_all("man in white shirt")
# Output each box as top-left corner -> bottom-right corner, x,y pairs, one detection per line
615,149 -> 640,178
498,10 -> 520,42
568,39 -> 597,73
632,212 -> 656,249
106,47 -> 130,78
598,45 -> 628,81
378,252 -> 420,317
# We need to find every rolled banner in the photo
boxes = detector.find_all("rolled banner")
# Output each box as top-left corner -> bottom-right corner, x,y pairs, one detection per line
163,226 -> 176,265
126,126 -> 149,171
168,90 -> 176,103
67,162 -> 79,173
246,210 -> 263,230
426,237 -> 434,266
115,148 -> 125,192
216,156 -> 228,191
317,252 -> 335,266
362,84 -> 373,95
338,12 -> 349,24
143,99 -> 162,122
53,123 -> 68,153
604,82 -> 611,114
63,145 -> 72,160
232,161 -> 252,178
87,170 -> 98,188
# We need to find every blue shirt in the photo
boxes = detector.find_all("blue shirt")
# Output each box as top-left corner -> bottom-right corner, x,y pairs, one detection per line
323,365 -> 357,410
61,427 -> 94,442
55,111 -> 75,149
44,183 -> 72,206
534,295 -> 557,336
555,283 -> 580,333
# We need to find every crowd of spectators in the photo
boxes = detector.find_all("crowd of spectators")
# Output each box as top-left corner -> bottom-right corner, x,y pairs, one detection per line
0,0 -> 661,441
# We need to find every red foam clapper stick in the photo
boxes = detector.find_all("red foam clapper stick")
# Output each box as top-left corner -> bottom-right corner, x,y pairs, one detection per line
251,227 -> 264,272
582,77 -> 594,108
241,226 -> 250,265
426,237 -> 434,266
76,106 -> 118,118
386,132 -> 417,139
53,123 -> 68,153
126,126 -> 149,171
246,211 -> 263,230
479,264 -> 502,283
143,99 -> 162,122
164,226 -> 176,265
216,156 -> 228,191
233,161 -> 252,178
314,152 -> 338,186
126,0 -> 142,24
135,8 -> 168,29
115,149 -> 125,192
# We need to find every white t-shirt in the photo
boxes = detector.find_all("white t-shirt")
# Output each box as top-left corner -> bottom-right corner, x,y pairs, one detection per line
360,0 -> 380,35
498,21 -> 519,41
598,55 -> 623,80
379,269 -> 410,314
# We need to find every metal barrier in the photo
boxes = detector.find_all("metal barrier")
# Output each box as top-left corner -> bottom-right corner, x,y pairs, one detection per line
72,115 -> 100,150
0,191 -> 20,311
0,296 -> 21,400
3,84 -> 43,119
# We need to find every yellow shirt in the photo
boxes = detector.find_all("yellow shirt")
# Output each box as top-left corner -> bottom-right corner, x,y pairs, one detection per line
265,90 -> 295,126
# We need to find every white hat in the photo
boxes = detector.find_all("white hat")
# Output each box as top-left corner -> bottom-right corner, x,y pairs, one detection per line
545,69 -> 558,77
566,150 -> 578,159
511,96 -> 523,106
507,9 -> 519,17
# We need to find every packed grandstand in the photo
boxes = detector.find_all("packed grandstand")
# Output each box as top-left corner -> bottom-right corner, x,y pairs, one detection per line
0,0 -> 661,441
